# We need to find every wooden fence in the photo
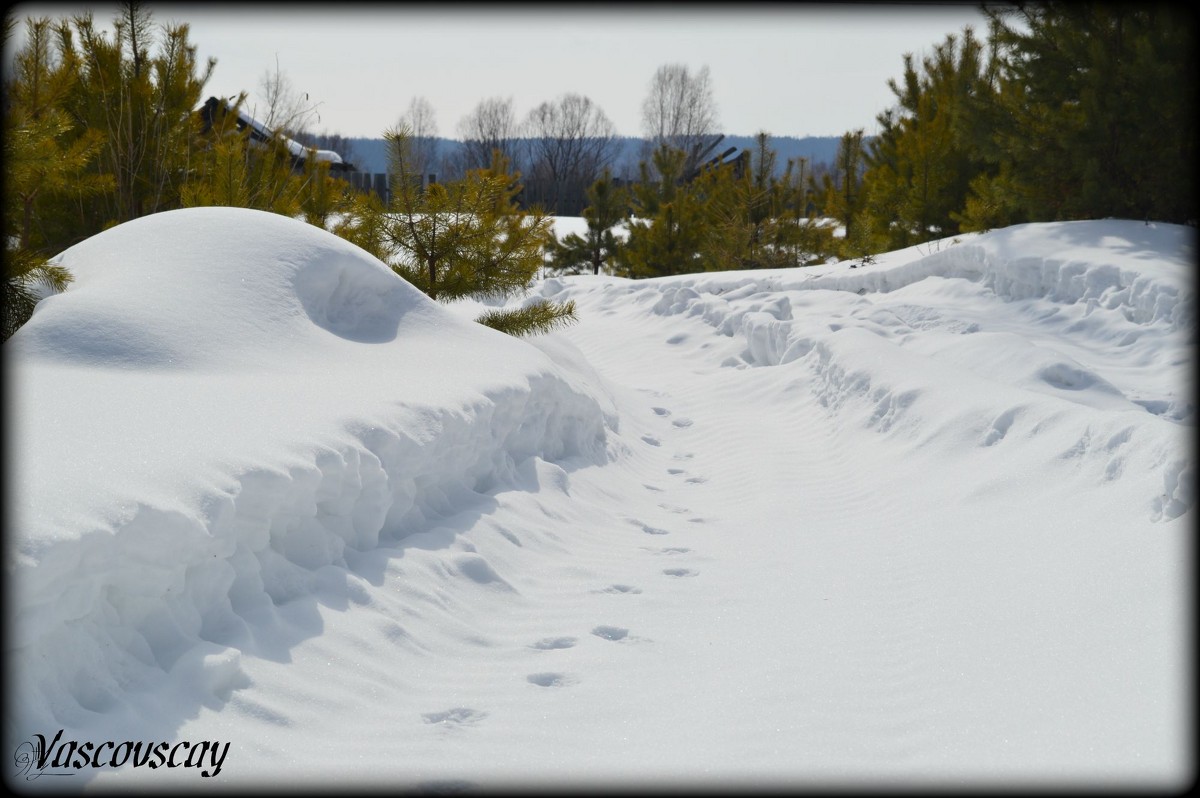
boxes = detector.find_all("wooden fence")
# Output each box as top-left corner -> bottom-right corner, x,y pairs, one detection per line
334,171 -> 441,206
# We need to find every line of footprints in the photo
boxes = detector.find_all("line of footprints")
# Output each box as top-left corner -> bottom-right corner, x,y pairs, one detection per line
422,401 -> 706,731
523,402 -> 705,691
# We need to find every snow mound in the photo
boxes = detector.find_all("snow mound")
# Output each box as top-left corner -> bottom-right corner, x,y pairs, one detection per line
15,207 -> 432,370
7,207 -> 612,741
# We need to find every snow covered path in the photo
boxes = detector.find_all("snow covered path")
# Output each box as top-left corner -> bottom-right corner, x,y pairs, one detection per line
528,253 -> 1190,785
6,212 -> 1191,791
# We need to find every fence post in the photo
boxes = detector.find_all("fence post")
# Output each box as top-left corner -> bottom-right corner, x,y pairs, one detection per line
373,173 -> 390,205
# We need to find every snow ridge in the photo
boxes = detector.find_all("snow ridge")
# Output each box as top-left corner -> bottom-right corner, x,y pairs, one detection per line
541,220 -> 1193,521
12,375 -> 607,736
660,221 -> 1193,334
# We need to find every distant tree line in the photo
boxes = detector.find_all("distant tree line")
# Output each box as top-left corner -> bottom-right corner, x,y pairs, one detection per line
5,2 -> 1195,340
315,135 -> 845,189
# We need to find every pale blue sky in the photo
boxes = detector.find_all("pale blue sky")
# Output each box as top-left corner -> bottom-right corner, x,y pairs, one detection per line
9,3 -> 989,139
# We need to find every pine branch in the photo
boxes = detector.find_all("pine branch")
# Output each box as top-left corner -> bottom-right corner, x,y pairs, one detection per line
475,299 -> 577,337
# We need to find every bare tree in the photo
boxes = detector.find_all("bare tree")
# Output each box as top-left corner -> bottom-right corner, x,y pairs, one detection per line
522,93 -> 619,214
397,96 -> 440,184
640,63 -> 720,174
457,95 -> 518,172
256,55 -> 318,140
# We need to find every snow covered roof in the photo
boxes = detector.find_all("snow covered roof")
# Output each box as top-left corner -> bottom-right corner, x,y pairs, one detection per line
199,96 -> 352,171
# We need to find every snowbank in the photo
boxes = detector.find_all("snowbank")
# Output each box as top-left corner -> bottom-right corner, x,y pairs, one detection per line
540,220 -> 1194,521
6,207 -> 612,741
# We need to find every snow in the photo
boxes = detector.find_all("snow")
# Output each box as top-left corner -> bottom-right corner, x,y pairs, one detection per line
4,208 -> 1193,791
231,100 -> 343,166
549,215 -> 631,247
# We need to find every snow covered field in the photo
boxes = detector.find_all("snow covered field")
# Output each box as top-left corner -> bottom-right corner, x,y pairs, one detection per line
4,207 -> 1193,791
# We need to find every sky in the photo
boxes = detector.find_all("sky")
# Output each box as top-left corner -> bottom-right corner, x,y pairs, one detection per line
7,205 -> 1191,789
7,2 -> 990,140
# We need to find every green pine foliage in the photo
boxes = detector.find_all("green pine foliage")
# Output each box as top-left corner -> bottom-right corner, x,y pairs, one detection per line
617,145 -> 712,278
711,133 -> 833,270
863,28 -> 995,248
55,5 -> 215,226
955,167 -> 1021,234
338,128 -> 575,336
180,95 -> 296,213
777,156 -> 837,266
822,130 -> 876,261
3,16 -> 109,339
547,169 -> 627,275
330,190 -> 389,262
475,298 -> 578,337
300,157 -> 355,229
616,137 -> 836,278
856,4 -> 1196,235
179,93 -> 355,219
3,249 -> 74,341
977,4 -> 1196,224
2,4 -> 359,339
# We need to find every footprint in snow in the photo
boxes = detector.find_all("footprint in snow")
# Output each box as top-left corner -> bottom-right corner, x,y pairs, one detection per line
658,502 -> 690,514
591,625 -> 630,642
651,407 -> 671,417
643,483 -> 665,493
596,584 -> 642,594
422,707 -> 488,726
641,435 -> 662,447
530,636 -> 577,650
671,418 -> 694,428
667,468 -> 686,475
627,518 -> 669,536
663,568 -> 698,578
494,527 -> 522,547
527,672 -> 574,688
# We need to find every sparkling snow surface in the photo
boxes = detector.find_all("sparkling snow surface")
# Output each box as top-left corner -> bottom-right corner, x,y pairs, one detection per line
5,208 -> 1193,791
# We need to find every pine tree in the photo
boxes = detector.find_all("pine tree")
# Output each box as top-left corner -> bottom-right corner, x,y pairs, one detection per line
340,128 -> 575,336
617,145 -> 711,278
3,15 -> 111,340
56,4 -> 215,227
778,156 -> 836,266
862,28 -> 995,249
299,157 -> 354,230
976,4 -> 1196,224
548,169 -> 627,275
4,17 -> 112,249
823,130 -> 872,261
178,92 -> 354,222
712,132 -> 824,271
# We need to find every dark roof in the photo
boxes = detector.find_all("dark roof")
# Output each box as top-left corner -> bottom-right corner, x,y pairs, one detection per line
199,97 -> 356,172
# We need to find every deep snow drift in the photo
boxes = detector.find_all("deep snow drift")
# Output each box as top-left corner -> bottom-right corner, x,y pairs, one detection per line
4,209 -> 1193,791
